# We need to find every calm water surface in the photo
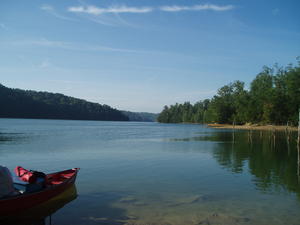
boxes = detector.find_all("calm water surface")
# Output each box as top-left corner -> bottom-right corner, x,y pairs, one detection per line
0,119 -> 300,225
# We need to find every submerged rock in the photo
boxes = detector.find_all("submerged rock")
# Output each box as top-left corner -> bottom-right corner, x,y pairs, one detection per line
198,213 -> 251,225
85,216 -> 126,225
168,194 -> 218,207
119,196 -> 138,203
118,196 -> 148,206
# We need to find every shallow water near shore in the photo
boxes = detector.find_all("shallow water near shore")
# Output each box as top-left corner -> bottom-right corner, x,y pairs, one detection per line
0,118 -> 300,225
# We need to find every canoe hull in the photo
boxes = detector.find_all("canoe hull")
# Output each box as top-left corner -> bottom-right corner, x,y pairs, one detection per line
0,168 -> 79,216
0,184 -> 77,225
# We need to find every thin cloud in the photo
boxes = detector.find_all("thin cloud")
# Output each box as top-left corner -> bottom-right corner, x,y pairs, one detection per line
78,12 -> 136,27
41,4 -> 77,21
67,4 -> 234,27
68,4 -> 234,16
41,4 -> 53,11
83,16 -> 117,26
9,39 -> 195,59
72,1 -> 141,27
160,4 -> 234,12
14,39 -> 69,48
68,5 -> 153,15
114,13 -> 139,28
10,39 -> 153,54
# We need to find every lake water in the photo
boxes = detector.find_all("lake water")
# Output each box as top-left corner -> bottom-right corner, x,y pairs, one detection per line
0,119 -> 300,225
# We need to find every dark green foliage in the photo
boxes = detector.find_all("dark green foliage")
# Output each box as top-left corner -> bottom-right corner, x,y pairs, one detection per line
0,84 -> 129,121
122,111 -> 158,122
158,60 -> 300,125
157,100 -> 210,124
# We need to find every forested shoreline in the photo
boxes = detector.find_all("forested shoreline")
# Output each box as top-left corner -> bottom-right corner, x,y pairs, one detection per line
0,84 -> 129,121
122,111 -> 158,122
157,61 -> 300,126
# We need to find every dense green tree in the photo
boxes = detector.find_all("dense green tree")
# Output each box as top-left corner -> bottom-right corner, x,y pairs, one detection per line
232,81 -> 251,124
157,106 -> 170,122
249,67 -> 274,123
284,63 -> 300,124
0,84 -> 129,121
158,60 -> 300,125
157,100 -> 211,123
122,111 -> 157,122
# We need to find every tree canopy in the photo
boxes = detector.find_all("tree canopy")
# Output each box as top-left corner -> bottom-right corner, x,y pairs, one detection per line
157,60 -> 300,125
0,84 -> 129,121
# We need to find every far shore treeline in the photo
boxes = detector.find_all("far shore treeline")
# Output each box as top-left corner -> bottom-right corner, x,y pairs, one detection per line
157,60 -> 300,126
0,84 -> 157,122
0,84 -> 128,121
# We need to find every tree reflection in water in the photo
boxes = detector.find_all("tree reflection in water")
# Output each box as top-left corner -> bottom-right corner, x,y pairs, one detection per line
173,130 -> 300,201
211,130 -> 300,201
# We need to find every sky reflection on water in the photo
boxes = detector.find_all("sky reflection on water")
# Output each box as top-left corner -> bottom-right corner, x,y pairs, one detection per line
0,119 -> 299,225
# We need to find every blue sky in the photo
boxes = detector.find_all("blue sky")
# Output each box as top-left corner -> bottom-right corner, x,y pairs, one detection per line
1,0 -> 299,113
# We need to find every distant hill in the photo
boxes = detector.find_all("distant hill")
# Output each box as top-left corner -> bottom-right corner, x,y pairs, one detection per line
0,84 -> 128,121
122,111 -> 158,122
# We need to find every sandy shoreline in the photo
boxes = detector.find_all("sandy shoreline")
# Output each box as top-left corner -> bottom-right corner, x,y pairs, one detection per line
207,123 -> 299,131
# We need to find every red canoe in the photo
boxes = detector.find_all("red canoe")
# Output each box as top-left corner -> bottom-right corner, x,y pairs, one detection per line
0,168 -> 79,216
